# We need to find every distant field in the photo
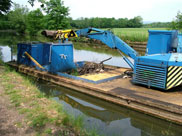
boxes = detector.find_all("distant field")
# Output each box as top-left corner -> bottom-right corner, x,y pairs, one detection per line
112,28 -> 169,42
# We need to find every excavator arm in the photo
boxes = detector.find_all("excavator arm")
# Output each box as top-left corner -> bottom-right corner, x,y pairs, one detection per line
76,27 -> 139,69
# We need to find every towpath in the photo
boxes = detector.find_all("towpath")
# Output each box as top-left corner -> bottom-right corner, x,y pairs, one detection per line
0,66 -> 35,136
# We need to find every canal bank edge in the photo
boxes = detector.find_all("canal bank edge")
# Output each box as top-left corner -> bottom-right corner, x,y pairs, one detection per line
8,62 -> 182,125
0,64 -> 100,136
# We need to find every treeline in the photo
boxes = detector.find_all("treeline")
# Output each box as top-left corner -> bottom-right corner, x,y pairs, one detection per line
143,22 -> 171,28
69,16 -> 143,28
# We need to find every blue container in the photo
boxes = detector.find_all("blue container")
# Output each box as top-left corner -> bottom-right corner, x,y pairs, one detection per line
30,43 -> 43,66
133,54 -> 170,89
17,43 -> 32,66
50,43 -> 75,72
177,34 -> 182,53
146,30 -> 178,55
133,53 -> 182,90
17,42 -> 51,67
42,43 -> 51,65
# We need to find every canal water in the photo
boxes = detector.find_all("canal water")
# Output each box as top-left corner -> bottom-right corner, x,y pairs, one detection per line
1,45 -> 182,136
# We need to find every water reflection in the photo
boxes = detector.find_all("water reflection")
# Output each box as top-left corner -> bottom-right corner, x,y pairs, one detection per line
37,81 -> 182,136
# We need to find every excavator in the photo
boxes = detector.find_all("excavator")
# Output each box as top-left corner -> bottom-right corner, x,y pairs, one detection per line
41,29 -> 78,40
31,28 -> 182,90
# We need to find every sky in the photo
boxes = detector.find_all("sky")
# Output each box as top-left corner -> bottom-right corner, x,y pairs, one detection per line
12,0 -> 182,22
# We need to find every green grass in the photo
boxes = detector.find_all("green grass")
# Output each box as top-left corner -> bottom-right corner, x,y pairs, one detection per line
0,65 -> 100,136
44,128 -> 52,135
112,28 -> 169,42
30,113 -> 49,128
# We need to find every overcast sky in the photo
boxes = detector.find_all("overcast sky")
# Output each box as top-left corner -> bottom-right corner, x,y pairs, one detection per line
13,0 -> 182,22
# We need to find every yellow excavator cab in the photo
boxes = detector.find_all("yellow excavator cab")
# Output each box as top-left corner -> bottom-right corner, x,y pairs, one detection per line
55,29 -> 78,40
41,29 -> 77,41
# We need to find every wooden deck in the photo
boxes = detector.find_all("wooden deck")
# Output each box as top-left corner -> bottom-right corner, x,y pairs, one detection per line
8,62 -> 182,125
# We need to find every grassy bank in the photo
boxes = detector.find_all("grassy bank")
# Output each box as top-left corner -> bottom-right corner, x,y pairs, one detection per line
112,28 -> 168,42
0,63 -> 99,136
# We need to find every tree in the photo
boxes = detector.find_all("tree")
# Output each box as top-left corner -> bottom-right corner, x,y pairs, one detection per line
43,0 -> 70,29
28,0 -> 36,6
0,14 -> 11,29
143,22 -> 171,28
70,17 -> 143,29
171,11 -> 182,31
117,18 -> 128,28
28,0 -> 45,7
127,16 -> 143,28
7,3 -> 29,34
27,9 -> 44,35
133,16 -> 143,28
0,0 -> 12,15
